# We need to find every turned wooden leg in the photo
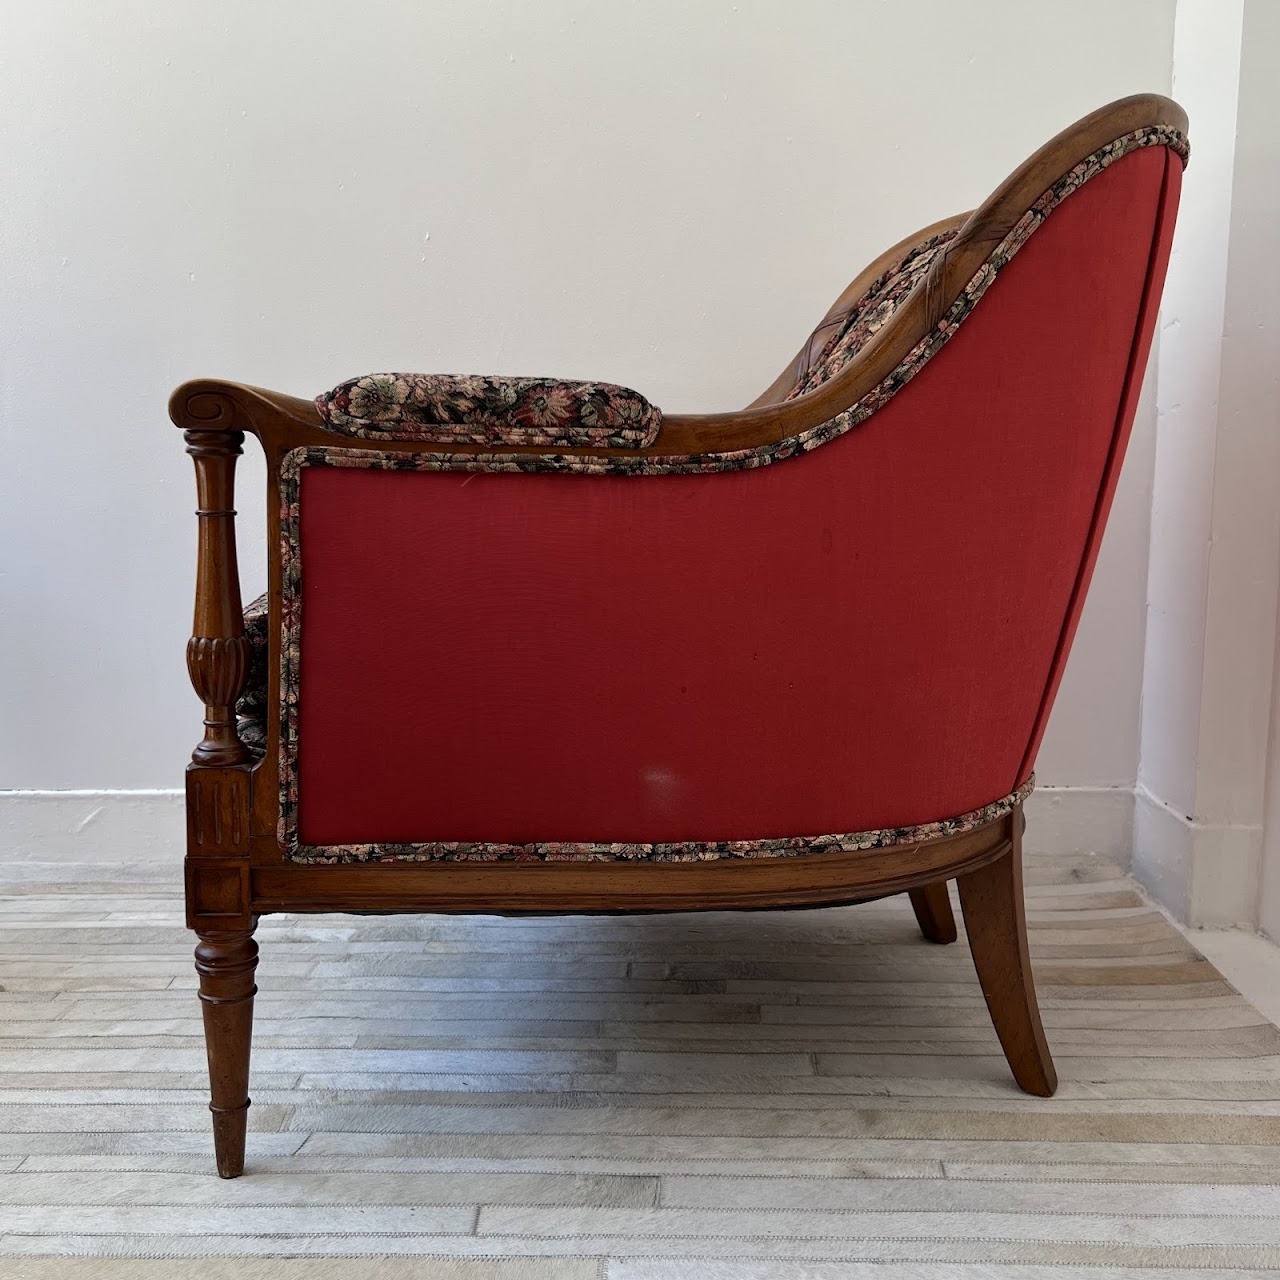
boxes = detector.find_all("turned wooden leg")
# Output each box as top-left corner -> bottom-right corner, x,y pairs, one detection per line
194,926 -> 258,1177
956,816 -> 1057,1097
908,881 -> 957,944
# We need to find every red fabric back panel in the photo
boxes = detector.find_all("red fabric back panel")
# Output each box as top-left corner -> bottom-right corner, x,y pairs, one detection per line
297,147 -> 1178,847
1015,148 -> 1182,779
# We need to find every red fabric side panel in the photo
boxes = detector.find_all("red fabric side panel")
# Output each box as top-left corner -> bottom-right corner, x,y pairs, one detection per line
1015,150 -> 1183,782
297,148 -> 1170,847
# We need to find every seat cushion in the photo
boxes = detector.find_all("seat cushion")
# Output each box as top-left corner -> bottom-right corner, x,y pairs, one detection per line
236,592 -> 269,754
316,373 -> 661,449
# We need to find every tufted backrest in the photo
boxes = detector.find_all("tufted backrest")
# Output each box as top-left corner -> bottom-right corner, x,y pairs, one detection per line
786,228 -> 959,400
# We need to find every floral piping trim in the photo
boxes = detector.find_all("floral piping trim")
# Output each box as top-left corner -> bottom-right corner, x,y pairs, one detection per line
316,373 -> 661,450
270,126 -> 1184,861
292,781 -> 1035,866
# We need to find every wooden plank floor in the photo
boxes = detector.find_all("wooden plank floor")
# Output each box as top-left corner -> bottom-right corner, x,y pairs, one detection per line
1,850 -> 1278,1276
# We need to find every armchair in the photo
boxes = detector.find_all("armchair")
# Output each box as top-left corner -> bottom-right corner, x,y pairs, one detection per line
172,94 -> 1187,1176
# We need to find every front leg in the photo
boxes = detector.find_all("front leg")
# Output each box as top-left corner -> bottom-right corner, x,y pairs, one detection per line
194,926 -> 259,1177
178,399 -> 259,1174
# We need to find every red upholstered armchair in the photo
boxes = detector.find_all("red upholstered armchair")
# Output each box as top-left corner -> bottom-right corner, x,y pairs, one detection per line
173,95 -> 1187,1177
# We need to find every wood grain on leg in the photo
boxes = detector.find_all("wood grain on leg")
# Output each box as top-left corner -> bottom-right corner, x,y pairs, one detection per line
956,815 -> 1057,1096
909,881 -> 957,944
194,927 -> 258,1178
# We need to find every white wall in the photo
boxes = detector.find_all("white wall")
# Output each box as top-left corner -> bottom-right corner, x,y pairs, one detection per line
1,3 -> 1175,825
1134,0 -> 1246,919
1238,0 -> 1280,939
1135,0 -> 1280,927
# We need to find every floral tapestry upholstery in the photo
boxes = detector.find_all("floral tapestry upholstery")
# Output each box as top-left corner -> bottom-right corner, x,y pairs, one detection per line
236,592 -> 268,755
316,373 -> 661,450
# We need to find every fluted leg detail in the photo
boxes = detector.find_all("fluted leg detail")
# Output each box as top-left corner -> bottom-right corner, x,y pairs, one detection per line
194,926 -> 258,1177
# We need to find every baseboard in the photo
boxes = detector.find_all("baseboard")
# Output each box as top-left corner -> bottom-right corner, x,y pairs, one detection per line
1022,784 -> 1135,863
1133,783 -> 1262,927
0,790 -> 184,862
3,784 -> 1133,869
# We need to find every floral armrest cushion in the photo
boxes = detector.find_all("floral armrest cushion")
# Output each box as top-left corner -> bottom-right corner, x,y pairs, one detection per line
316,373 -> 661,449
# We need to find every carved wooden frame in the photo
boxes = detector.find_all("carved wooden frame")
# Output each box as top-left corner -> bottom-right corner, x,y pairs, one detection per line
171,94 -> 1187,1176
